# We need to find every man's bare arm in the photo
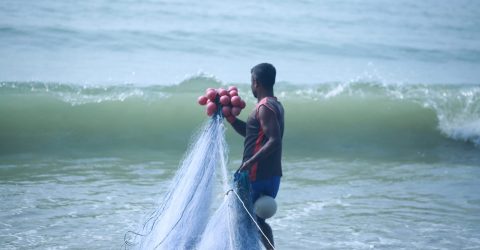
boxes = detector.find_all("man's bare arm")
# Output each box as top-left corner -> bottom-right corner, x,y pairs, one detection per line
228,117 -> 247,137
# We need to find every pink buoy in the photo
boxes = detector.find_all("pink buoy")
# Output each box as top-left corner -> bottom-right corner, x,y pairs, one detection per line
217,88 -> 228,96
229,90 -> 238,97
206,89 -> 217,101
222,106 -> 232,117
231,96 -> 241,107
220,95 -> 230,105
206,102 -> 217,116
228,86 -> 238,92
231,107 -> 241,116
239,99 -> 246,109
198,95 -> 208,105
205,87 -> 215,93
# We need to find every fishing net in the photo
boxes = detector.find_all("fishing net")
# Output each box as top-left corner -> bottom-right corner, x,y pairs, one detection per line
125,115 -> 261,250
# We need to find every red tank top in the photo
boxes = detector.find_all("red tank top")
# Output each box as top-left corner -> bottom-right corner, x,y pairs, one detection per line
242,97 -> 284,181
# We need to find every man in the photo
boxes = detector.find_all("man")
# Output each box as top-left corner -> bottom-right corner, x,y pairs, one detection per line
227,63 -> 284,250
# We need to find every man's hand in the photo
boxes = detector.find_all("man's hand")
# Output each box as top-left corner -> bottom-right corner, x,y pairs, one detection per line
239,159 -> 254,172
225,115 -> 236,124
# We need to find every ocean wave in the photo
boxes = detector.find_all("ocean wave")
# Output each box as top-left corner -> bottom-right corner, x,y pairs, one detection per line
0,79 -> 479,158
276,80 -> 480,147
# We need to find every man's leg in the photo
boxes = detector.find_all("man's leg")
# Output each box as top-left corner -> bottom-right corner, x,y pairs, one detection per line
257,217 -> 274,250
251,176 -> 281,249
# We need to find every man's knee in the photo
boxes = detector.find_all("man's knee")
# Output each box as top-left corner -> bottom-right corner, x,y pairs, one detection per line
258,219 -> 272,236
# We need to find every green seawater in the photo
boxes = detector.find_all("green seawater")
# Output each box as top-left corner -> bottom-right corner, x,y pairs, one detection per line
1,80 -> 479,249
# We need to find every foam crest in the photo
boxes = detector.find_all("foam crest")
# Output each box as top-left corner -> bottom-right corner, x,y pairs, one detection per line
397,85 -> 480,146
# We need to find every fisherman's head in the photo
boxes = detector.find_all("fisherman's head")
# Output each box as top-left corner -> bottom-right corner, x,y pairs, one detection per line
251,63 -> 276,98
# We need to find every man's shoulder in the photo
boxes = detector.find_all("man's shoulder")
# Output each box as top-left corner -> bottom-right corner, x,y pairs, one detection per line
263,97 -> 284,115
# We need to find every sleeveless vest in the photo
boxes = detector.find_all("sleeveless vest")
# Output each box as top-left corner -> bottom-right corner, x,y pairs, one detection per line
242,97 -> 284,181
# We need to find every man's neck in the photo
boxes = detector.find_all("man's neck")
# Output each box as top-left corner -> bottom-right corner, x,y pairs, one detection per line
256,90 -> 274,102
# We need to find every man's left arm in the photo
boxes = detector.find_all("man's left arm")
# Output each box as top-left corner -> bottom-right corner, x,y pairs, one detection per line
240,105 -> 281,170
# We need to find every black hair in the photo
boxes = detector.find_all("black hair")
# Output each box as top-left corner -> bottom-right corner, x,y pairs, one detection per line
251,63 -> 276,89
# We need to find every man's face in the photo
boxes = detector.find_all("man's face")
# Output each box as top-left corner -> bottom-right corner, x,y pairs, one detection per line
251,74 -> 257,98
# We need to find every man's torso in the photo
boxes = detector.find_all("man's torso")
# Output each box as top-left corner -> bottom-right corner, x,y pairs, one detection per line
242,97 -> 284,181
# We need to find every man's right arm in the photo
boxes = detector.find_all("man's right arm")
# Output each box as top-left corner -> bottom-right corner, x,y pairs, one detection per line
227,117 -> 246,137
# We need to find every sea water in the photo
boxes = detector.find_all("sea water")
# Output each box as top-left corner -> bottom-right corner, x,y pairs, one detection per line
1,0 -> 480,249
1,80 -> 479,249
1,0 -> 480,84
